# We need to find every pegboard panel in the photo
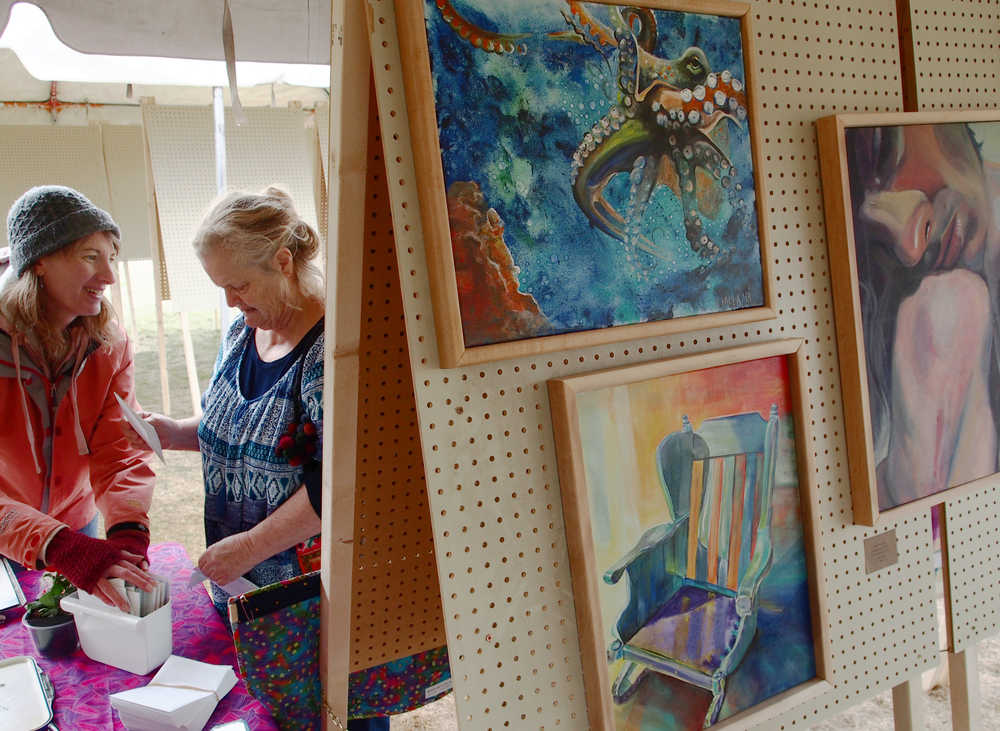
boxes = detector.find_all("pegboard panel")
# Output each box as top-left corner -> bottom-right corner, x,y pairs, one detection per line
101,124 -> 155,262
350,90 -> 447,670
224,106 -> 319,236
364,0 -> 944,727
904,0 -> 1000,110
943,483 -> 1000,651
143,105 -> 318,311
902,0 -> 1000,653
0,124 -> 111,242
141,105 -> 217,309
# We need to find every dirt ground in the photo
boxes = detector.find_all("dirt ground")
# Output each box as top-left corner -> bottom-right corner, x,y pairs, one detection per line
128,289 -> 998,730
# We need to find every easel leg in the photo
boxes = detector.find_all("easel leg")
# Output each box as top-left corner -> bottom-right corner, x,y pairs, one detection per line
891,678 -> 924,731
320,0 -> 370,727
180,312 -> 201,416
140,100 -> 171,417
154,280 -> 170,416
948,645 -> 981,731
122,259 -> 139,341
111,277 -> 125,327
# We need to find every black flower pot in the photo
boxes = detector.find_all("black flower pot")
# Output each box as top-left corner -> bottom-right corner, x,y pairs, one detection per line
22,612 -> 78,658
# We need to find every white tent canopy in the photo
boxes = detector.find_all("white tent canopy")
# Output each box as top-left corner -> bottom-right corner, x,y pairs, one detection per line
0,2 -> 329,88
0,0 -> 331,64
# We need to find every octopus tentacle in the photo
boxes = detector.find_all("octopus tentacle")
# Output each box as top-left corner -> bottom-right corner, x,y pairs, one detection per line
434,0 -> 530,55
619,7 -> 657,53
571,115 -> 667,260
548,2 -> 618,49
673,132 -> 740,256
625,155 -> 660,255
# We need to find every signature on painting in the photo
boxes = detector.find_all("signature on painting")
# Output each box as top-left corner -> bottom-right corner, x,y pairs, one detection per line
720,290 -> 754,309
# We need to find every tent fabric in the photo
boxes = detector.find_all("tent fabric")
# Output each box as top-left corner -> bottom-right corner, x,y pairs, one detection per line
0,0 -> 330,65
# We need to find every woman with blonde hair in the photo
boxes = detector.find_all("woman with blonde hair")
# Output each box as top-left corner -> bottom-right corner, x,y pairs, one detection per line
136,186 -> 398,730
0,185 -> 156,610
138,187 -> 326,605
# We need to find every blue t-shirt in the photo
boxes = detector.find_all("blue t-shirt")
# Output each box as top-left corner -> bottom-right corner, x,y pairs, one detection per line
238,318 -> 324,514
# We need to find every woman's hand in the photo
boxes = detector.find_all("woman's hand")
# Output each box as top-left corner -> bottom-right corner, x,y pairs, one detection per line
197,487 -> 321,588
198,533 -> 258,588
43,529 -> 157,612
90,553 -> 158,612
122,412 -> 201,452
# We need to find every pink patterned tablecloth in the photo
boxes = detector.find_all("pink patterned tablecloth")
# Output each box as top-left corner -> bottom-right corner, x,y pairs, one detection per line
1,542 -> 279,730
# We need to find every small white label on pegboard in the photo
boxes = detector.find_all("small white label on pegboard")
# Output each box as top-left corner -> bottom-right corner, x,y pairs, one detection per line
865,530 -> 899,574
424,678 -> 453,699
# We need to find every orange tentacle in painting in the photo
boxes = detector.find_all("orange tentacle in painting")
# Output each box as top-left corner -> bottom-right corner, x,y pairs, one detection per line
434,0 -> 530,54
547,2 -> 618,48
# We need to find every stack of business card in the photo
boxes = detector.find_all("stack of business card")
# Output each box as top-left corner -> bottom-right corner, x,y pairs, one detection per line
77,576 -> 168,617
110,655 -> 237,730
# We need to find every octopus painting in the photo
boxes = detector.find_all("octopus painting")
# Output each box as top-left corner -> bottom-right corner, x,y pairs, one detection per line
414,0 -> 766,350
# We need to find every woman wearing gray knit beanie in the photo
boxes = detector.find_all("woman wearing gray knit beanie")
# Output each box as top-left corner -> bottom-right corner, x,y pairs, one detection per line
0,185 -> 157,611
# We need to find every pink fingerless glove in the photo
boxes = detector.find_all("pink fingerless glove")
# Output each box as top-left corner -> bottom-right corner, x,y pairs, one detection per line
43,529 -> 123,593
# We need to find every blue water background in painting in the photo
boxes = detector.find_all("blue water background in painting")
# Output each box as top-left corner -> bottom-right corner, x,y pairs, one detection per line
422,0 -> 764,341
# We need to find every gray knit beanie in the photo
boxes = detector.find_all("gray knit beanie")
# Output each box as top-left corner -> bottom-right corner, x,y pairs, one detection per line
6,185 -> 120,277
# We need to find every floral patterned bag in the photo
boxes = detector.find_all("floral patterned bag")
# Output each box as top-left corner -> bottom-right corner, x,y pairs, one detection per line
229,573 -> 452,727
229,572 -> 323,729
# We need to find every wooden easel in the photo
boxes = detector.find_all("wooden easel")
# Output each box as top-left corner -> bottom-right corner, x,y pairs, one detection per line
321,1 -> 448,725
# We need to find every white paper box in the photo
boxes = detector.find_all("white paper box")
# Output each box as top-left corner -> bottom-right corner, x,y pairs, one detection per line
61,592 -> 172,674
0,656 -> 53,730
110,655 -> 238,731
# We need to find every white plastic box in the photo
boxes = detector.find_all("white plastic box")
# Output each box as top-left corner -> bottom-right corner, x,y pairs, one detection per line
60,592 -> 172,675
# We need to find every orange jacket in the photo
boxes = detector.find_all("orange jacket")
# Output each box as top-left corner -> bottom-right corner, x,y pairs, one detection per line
0,319 -> 154,568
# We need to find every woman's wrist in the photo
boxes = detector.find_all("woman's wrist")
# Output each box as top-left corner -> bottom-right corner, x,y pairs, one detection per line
157,414 -> 200,451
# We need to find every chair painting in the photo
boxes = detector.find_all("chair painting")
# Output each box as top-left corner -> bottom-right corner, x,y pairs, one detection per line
604,405 -> 779,727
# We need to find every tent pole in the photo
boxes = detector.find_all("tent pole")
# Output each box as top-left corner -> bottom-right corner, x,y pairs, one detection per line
140,98 -> 171,417
212,86 -> 232,335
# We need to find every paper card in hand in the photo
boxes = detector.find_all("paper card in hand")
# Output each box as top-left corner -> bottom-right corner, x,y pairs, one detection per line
116,393 -> 165,463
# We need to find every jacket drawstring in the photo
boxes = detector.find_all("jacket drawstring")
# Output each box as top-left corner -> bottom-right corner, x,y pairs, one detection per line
11,337 -> 42,474
66,341 -> 90,457
69,372 -> 90,456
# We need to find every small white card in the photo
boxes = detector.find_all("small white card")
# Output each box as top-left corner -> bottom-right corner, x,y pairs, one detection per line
187,569 -> 257,597
116,393 -> 165,463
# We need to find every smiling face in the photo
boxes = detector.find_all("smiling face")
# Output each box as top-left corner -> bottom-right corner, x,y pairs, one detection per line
852,123 -> 991,272
33,231 -> 118,331
199,246 -> 291,331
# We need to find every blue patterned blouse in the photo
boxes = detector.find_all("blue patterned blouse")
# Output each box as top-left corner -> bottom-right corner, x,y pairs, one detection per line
197,316 -> 324,608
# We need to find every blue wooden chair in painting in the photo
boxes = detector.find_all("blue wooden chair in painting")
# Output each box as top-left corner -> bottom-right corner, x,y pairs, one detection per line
604,405 -> 780,727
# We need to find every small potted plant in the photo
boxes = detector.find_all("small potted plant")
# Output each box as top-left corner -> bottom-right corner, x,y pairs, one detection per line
22,572 -> 79,658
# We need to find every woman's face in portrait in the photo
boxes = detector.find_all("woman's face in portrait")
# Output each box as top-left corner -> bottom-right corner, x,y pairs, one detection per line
853,124 -> 990,272
33,231 -> 118,330
200,246 -> 289,331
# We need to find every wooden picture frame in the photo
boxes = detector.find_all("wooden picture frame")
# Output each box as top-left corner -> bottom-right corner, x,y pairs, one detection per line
817,110 -> 1000,527
398,0 -> 774,368
549,339 -> 830,729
